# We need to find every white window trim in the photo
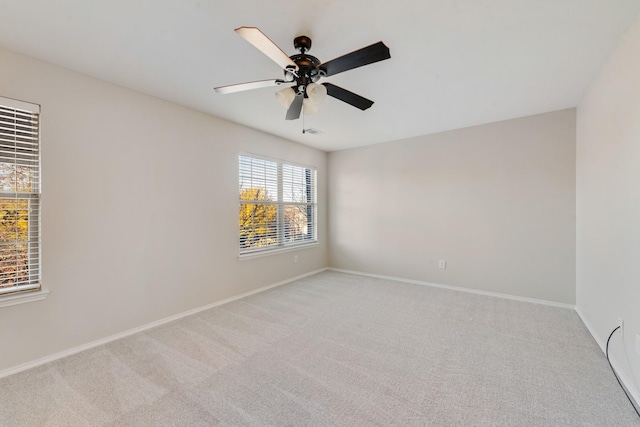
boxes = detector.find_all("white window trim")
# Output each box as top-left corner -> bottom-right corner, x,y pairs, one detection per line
0,96 -> 46,307
238,153 -> 318,258
238,242 -> 319,261
0,287 -> 49,308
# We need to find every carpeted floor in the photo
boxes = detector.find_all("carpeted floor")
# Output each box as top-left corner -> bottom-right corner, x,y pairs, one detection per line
1,271 -> 638,426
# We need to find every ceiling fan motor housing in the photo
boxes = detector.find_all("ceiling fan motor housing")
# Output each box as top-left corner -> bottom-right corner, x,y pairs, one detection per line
288,36 -> 324,95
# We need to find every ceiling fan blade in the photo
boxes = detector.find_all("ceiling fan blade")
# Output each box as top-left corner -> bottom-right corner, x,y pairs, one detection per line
235,27 -> 299,73
214,79 -> 288,94
285,94 -> 303,120
320,41 -> 390,77
323,83 -> 374,110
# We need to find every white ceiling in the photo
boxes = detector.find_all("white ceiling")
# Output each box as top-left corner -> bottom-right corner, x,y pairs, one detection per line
1,1 -> 639,151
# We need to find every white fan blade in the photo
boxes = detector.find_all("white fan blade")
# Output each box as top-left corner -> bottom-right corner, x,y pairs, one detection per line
214,79 -> 288,94
235,27 -> 298,73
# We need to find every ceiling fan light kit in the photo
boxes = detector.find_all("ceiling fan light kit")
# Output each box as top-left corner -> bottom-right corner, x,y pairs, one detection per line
214,26 -> 391,121
275,87 -> 296,108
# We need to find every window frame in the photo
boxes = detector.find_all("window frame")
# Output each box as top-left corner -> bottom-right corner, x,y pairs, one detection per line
238,153 -> 317,258
0,96 -> 45,306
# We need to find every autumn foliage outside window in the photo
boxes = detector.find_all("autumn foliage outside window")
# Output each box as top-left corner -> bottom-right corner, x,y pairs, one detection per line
239,155 -> 316,255
0,99 -> 41,296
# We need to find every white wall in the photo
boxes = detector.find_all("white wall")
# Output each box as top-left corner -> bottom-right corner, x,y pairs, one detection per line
0,47 -> 328,373
576,14 -> 640,401
329,109 -> 576,304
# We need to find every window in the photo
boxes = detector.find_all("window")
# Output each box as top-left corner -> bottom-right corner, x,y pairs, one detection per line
0,97 -> 41,297
239,154 -> 317,255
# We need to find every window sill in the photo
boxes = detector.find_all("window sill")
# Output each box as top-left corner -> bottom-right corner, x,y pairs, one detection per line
0,288 -> 50,308
238,242 -> 319,261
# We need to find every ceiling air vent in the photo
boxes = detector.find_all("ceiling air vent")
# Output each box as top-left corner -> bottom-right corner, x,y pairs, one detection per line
303,128 -> 324,135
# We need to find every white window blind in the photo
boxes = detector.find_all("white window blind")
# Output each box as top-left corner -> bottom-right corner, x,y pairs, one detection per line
0,97 -> 41,296
239,154 -> 317,255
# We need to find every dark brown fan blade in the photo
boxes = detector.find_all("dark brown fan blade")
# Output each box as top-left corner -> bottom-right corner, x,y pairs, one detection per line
323,83 -> 374,110
320,41 -> 390,77
285,94 -> 303,120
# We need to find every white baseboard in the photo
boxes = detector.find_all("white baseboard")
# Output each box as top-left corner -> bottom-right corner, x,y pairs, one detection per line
328,268 -> 575,309
330,268 -> 639,408
575,307 -> 640,410
0,268 -> 327,379
7,265 -> 637,415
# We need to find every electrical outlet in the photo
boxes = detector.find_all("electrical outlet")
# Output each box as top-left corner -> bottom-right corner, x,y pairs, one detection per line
618,317 -> 624,335
438,260 -> 446,269
294,255 -> 298,263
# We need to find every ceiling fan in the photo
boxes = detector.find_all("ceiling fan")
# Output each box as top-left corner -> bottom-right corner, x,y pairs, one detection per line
214,27 -> 391,120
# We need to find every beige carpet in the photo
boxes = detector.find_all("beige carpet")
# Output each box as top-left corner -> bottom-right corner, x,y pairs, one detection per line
1,271 -> 638,426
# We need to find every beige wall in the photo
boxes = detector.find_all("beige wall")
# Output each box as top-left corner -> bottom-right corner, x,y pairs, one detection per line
329,109 -> 576,304
0,47 -> 328,373
576,14 -> 640,400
